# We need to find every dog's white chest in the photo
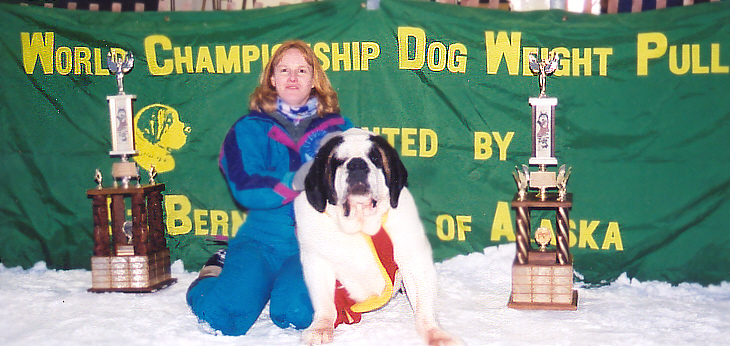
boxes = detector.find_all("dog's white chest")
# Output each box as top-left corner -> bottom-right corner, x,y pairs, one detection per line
325,231 -> 394,303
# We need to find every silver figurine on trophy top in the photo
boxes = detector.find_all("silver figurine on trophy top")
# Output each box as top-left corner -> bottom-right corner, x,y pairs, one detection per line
528,52 -> 560,98
105,50 -> 140,188
108,51 -> 134,95
513,52 -> 571,201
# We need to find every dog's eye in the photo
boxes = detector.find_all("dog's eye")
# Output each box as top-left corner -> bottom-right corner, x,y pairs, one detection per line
330,157 -> 345,171
368,150 -> 383,168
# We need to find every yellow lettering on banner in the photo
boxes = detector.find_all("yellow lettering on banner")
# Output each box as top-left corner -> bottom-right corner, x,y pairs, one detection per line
166,195 -> 193,235
210,210 -> 229,237
521,45 -> 612,77
242,45 -> 261,74
436,214 -> 472,241
474,132 -> 492,160
540,218 -> 625,250
145,35 -> 174,76
669,44 -> 691,75
474,132 -> 514,161
711,43 -> 729,73
331,42 -> 351,72
401,128 -> 418,156
164,195 -> 247,237
174,46 -> 194,74
579,220 -> 600,249
427,41 -> 447,71
551,47 -> 570,77
439,203 -> 620,251
456,215 -> 472,241
572,48 -> 592,76
436,214 -> 455,241
490,201 -> 515,242
361,42 -> 380,71
638,33 -> 668,76
216,45 -> 241,74
74,47 -> 93,75
397,27 -> 467,73
636,32 -> 667,76
398,27 -> 426,70
637,32 -> 728,76
55,46 -> 72,75
594,48 -> 613,76
601,221 -> 624,251
94,48 -> 110,75
261,44 -> 272,70
485,31 -> 521,75
366,127 -> 439,158
317,42 -> 379,72
492,132 -> 514,161
379,128 -> 400,148
194,209 -> 209,236
21,34 -> 378,76
21,32 -> 54,74
352,42 -> 361,71
691,44 -> 709,74
142,37 -> 378,75
569,219 -> 577,247
195,46 -> 215,73
426,203 -> 623,251
314,42 -> 330,71
448,43 -> 467,73
419,129 -> 438,158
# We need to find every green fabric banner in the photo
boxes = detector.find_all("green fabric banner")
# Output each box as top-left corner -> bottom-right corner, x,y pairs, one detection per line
1,0 -> 728,285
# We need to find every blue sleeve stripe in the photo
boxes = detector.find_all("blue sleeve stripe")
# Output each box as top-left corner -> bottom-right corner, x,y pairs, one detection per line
221,127 -> 280,191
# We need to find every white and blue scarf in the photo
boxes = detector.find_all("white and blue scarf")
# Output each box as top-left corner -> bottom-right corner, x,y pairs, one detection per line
277,97 -> 318,125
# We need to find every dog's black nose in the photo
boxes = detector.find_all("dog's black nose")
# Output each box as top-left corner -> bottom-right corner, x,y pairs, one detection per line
347,158 -> 369,172
346,158 -> 370,189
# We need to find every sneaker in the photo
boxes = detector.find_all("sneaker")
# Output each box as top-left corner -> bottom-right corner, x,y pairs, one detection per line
193,248 -> 226,280
204,248 -> 226,268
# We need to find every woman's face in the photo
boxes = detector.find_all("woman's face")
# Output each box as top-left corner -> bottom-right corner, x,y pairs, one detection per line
271,48 -> 314,108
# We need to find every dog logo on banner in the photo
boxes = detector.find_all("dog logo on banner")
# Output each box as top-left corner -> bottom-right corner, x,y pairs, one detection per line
133,103 -> 191,173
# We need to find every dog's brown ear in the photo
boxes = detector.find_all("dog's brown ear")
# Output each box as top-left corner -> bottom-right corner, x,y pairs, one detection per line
305,135 -> 344,212
369,134 -> 408,209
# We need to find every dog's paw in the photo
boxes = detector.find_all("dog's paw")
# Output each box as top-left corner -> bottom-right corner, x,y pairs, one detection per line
302,325 -> 334,345
425,328 -> 464,346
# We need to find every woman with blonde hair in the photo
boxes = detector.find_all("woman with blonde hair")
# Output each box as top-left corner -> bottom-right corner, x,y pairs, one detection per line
186,39 -> 353,336
249,40 -> 340,116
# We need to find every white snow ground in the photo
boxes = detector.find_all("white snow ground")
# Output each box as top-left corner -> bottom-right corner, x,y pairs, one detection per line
1,244 -> 729,346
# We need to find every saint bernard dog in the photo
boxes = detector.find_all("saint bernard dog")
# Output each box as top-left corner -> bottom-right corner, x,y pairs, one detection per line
294,128 -> 461,346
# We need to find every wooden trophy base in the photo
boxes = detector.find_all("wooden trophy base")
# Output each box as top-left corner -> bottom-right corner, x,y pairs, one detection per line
507,251 -> 577,310
87,184 -> 176,293
89,249 -> 177,293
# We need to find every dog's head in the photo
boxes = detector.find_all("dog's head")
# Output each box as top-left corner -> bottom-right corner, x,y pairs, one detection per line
304,128 -> 408,215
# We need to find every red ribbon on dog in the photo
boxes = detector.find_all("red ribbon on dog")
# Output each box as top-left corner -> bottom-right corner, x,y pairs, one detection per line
333,226 -> 399,327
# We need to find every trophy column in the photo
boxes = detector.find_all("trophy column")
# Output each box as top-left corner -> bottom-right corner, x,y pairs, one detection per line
87,50 -> 176,293
508,52 -> 577,310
